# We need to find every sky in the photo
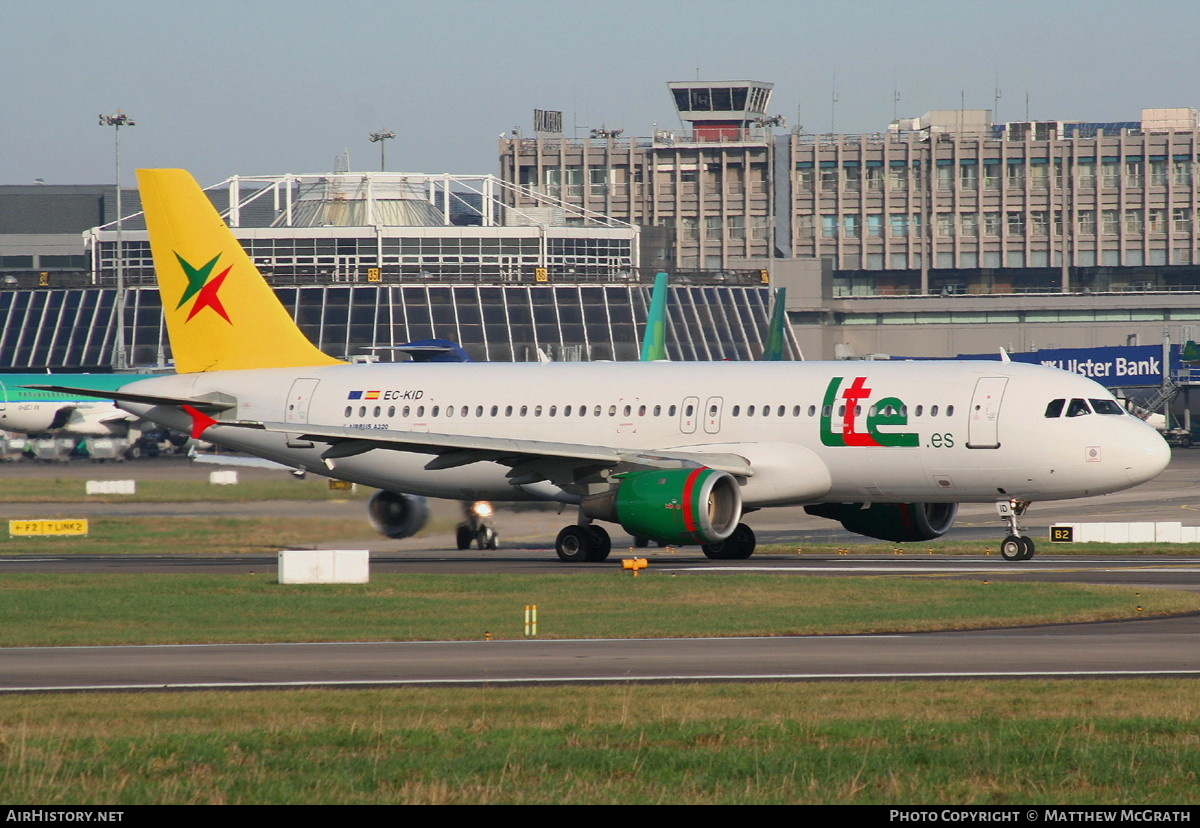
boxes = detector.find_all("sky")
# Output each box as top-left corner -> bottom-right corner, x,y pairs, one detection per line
4,0 -> 1200,187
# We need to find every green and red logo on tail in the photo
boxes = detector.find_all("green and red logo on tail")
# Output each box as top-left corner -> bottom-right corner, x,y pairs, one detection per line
819,376 -> 917,448
174,252 -> 232,323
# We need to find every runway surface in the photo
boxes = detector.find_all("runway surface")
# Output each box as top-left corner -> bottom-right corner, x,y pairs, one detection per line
2,449 -> 1199,691
3,615 -> 1198,692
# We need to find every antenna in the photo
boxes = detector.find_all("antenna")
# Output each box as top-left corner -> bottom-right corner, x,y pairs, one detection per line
830,70 -> 838,133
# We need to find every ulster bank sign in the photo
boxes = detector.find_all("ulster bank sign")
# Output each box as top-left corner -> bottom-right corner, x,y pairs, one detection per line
950,345 -> 1175,388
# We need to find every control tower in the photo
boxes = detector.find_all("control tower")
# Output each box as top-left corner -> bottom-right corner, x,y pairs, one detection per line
667,80 -> 774,140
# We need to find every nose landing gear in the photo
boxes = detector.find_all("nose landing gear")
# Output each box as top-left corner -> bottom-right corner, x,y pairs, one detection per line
997,499 -> 1035,561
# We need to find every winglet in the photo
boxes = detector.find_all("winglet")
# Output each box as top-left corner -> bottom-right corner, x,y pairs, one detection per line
639,271 -> 670,361
137,169 -> 344,373
998,347 -> 1011,363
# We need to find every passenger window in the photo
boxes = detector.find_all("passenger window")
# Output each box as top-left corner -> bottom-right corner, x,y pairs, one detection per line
930,405 -> 939,417
431,406 -> 440,417
747,405 -> 756,416
388,406 -> 395,418
915,405 -> 923,417
623,405 -> 632,417
490,406 -> 498,417
946,405 -> 955,417
1044,399 -> 1065,418
685,404 -> 695,416
807,405 -> 816,417
653,405 -> 661,416
533,405 -> 542,416
732,405 -> 741,416
505,406 -> 513,417
640,405 -> 648,417
549,406 -> 557,417
416,406 -> 425,417
1067,398 -> 1091,417
359,406 -> 367,417
520,406 -> 528,417
344,406 -> 351,418
1090,399 -> 1123,415
475,406 -> 483,417
564,405 -> 572,416
373,406 -> 381,417
445,406 -> 452,417
609,405 -> 617,416
668,405 -> 677,416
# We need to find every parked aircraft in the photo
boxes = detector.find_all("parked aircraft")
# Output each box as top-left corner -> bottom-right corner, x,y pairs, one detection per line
33,169 -> 1172,562
0,373 -> 157,436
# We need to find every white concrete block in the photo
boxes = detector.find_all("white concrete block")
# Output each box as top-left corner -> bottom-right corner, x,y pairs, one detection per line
1077,523 -> 1106,543
209,470 -> 239,485
1155,522 -> 1183,543
85,479 -> 136,495
1184,527 -> 1200,544
1127,523 -> 1156,543
1102,523 -> 1130,543
278,550 -> 369,584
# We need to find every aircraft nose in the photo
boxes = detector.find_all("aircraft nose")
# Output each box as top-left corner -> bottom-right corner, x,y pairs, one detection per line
1123,423 -> 1171,486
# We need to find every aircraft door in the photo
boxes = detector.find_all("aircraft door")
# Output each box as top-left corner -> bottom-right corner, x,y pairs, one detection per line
966,376 -> 1008,449
680,396 -> 699,434
0,379 -> 6,411
285,378 -> 320,424
703,396 -> 724,434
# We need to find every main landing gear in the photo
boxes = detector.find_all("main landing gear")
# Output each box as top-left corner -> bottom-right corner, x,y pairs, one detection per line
997,499 -> 1035,561
701,523 -> 757,560
555,522 -> 612,563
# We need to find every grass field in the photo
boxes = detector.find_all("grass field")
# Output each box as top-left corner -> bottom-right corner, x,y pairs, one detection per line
0,571 -> 1197,647
2,681 -> 1198,804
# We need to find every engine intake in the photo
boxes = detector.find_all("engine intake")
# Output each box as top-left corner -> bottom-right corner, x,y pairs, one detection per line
367,490 -> 430,539
805,502 -> 958,543
582,467 -> 742,545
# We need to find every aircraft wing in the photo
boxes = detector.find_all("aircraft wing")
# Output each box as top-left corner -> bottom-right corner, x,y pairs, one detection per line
228,420 -> 754,488
21,385 -> 236,412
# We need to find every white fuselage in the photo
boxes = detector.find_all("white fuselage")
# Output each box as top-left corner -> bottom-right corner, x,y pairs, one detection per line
116,359 -> 1170,506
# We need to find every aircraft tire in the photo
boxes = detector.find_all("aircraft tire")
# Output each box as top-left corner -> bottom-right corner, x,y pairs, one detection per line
477,527 -> 498,550
1019,535 -> 1036,560
1000,535 -> 1025,561
455,525 -> 473,550
556,525 -> 593,563
586,525 -> 612,562
701,523 -> 756,560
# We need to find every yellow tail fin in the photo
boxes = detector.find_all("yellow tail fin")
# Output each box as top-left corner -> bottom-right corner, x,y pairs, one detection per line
137,168 -> 344,373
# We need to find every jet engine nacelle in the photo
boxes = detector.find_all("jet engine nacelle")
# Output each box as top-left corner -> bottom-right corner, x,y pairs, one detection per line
805,502 -> 958,543
582,467 -> 742,545
367,490 -> 430,539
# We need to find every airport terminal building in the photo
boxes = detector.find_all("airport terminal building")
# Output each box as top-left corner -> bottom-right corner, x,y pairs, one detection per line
0,171 -> 795,371
7,78 -> 1200,374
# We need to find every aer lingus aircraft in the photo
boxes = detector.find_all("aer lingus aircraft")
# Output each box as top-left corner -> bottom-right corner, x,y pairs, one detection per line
32,169 -> 1171,562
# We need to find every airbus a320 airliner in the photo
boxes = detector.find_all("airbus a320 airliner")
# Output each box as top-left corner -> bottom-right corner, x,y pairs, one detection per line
33,169 -> 1172,563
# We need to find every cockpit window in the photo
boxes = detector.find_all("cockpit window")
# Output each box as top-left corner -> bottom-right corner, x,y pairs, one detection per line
1044,399 -> 1065,418
1090,399 -> 1123,415
1066,398 -> 1092,417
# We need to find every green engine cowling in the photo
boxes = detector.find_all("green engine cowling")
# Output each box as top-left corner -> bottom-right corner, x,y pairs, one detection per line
804,502 -> 958,542
582,467 -> 742,545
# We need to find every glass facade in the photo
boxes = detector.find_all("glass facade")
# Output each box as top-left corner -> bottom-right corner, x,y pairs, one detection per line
0,283 -> 795,371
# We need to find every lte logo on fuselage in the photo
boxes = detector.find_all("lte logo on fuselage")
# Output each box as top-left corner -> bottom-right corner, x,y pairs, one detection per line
819,376 -> 917,448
